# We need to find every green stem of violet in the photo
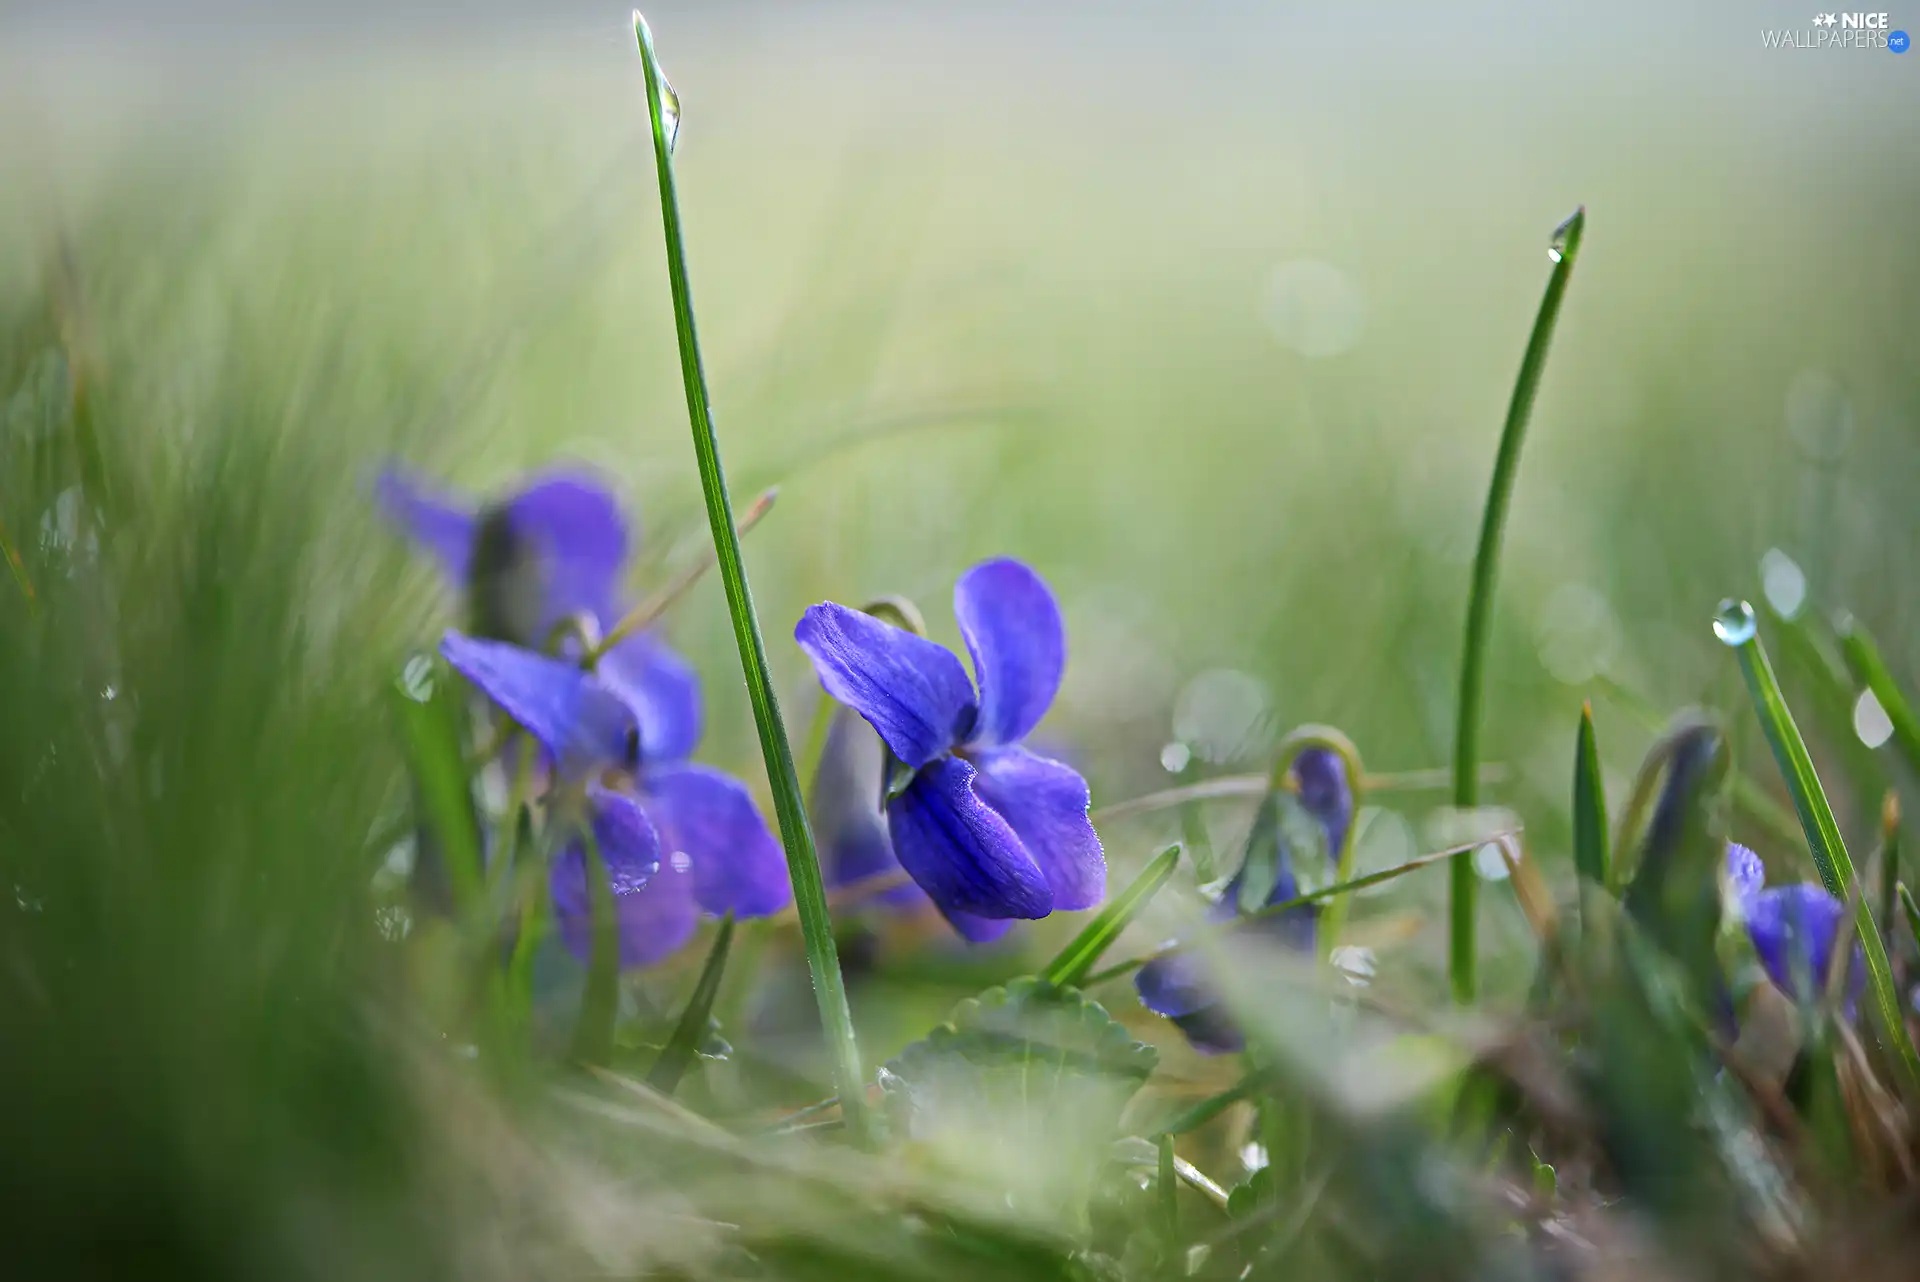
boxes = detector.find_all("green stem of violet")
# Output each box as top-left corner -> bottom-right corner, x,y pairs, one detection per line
631,11 -> 871,1146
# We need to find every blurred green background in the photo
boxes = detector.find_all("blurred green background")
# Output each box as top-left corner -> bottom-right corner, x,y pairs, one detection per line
3,1 -> 1919,1271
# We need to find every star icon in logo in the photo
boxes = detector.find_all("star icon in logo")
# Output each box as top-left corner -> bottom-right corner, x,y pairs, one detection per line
1814,12 -> 1838,26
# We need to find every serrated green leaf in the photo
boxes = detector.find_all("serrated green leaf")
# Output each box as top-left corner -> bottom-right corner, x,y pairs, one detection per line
882,979 -> 1157,1230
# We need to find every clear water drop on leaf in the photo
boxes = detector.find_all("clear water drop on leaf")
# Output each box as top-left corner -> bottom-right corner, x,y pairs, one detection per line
1712,598 -> 1757,647
658,73 -> 682,153
1547,208 -> 1582,263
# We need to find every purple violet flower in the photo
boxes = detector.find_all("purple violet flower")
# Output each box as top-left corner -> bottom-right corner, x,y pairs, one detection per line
1134,747 -> 1353,1054
380,465 -> 789,968
794,558 -> 1104,941
1724,842 -> 1863,1013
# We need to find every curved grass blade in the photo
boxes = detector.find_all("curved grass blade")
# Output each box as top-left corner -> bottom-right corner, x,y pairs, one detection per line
1714,599 -> 1919,1083
1451,206 -> 1586,1003
1090,765 -> 1500,826
1899,883 -> 1920,951
1039,843 -> 1181,990
1835,612 -> 1920,782
649,912 -> 736,1095
1081,835 -> 1499,986
1573,701 -> 1609,920
632,12 -> 870,1145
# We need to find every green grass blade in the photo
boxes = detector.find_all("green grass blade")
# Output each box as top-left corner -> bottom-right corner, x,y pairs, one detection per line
1039,843 -> 1181,990
569,827 -> 620,1067
1899,882 -> 1920,951
632,12 -> 870,1145
1881,792 -> 1901,938
649,913 -> 736,1096
1153,1069 -> 1274,1137
1450,206 -> 1586,1003
1081,835 -> 1492,987
1835,612 -> 1920,781
1572,700 -> 1610,909
389,664 -> 484,913
1713,599 -> 1919,1083
1157,1133 -> 1178,1243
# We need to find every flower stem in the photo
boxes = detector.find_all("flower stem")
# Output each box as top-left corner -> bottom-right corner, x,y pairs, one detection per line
631,12 -> 870,1146
1451,207 -> 1585,1003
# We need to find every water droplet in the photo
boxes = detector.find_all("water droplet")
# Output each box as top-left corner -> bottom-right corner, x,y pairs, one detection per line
1239,1142 -> 1270,1172
1472,842 -> 1513,881
15,884 -> 45,913
1547,208 -> 1581,263
1264,259 -> 1367,359
1759,548 -> 1807,620
1712,599 -> 1757,647
1854,689 -> 1894,748
1330,944 -> 1377,986
100,684 -> 117,701
397,654 -> 436,703
1158,741 -> 1191,774
670,850 -> 692,874
658,73 -> 682,153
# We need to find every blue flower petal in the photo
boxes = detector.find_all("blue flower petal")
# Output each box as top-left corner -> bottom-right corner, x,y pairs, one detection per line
886,756 -> 1052,922
377,468 -> 477,581
644,763 -> 792,918
1725,842 -> 1765,904
970,746 -> 1105,912
1170,1008 -> 1247,1056
440,632 -> 636,774
795,603 -> 978,769
550,787 -> 693,971
598,631 -> 704,765
1292,747 -> 1353,864
952,558 -> 1066,748
1745,882 -> 1862,1007
502,471 -> 631,632
1135,948 -> 1214,1019
812,711 -> 924,907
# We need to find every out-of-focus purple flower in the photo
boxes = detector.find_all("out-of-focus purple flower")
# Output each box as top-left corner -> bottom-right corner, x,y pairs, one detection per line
378,467 -> 628,647
380,465 -> 704,764
1723,843 -> 1863,1013
442,629 -> 791,969
381,463 -> 789,970
794,559 -> 1103,940
1135,747 -> 1352,1054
